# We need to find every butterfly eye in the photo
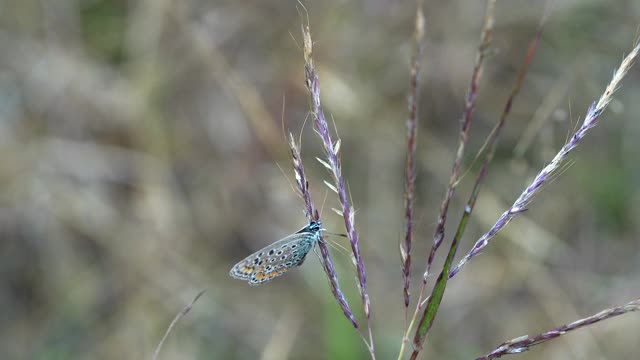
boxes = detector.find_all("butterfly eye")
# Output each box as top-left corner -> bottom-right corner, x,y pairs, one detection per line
291,244 -> 297,249
277,250 -> 283,255
268,249 -> 275,255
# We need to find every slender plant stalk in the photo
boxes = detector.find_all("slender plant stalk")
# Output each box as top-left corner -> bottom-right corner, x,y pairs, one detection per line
401,2 -> 425,319
450,41 -> 640,278
288,135 -> 361,335
152,290 -> 205,360
302,25 -> 376,359
409,9 -> 548,360
425,0 -> 496,280
398,1 -> 495,358
442,9 -> 547,277
476,298 -> 640,359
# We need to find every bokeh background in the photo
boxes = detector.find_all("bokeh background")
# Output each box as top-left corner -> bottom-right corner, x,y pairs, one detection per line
1,0 -> 639,359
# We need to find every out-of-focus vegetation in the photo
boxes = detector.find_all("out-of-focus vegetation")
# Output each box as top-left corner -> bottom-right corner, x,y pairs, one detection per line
0,1 -> 639,359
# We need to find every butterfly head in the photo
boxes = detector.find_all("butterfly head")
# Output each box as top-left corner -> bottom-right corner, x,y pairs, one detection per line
308,220 -> 322,233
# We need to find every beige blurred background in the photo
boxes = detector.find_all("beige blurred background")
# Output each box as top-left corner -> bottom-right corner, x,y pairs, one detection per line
0,0 -> 639,359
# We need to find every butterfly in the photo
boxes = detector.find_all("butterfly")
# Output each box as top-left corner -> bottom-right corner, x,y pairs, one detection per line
229,221 -> 323,285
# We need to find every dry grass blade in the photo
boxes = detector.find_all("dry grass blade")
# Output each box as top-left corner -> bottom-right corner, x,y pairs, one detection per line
152,290 -> 206,360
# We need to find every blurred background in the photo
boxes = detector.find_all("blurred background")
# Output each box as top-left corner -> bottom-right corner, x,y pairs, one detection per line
1,0 -> 639,359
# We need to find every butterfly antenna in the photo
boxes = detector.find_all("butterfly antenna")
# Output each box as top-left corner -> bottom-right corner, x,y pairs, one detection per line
326,237 -> 351,256
317,233 -> 351,258
319,226 -> 350,253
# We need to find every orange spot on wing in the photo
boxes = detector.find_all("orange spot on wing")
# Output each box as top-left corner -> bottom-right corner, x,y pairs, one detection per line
273,268 -> 288,276
250,267 -> 290,283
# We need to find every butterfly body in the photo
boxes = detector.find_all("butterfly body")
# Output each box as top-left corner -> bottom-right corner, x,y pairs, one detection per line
229,221 -> 322,285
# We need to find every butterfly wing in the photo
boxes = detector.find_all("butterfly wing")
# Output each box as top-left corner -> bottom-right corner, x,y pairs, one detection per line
229,229 -> 318,285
